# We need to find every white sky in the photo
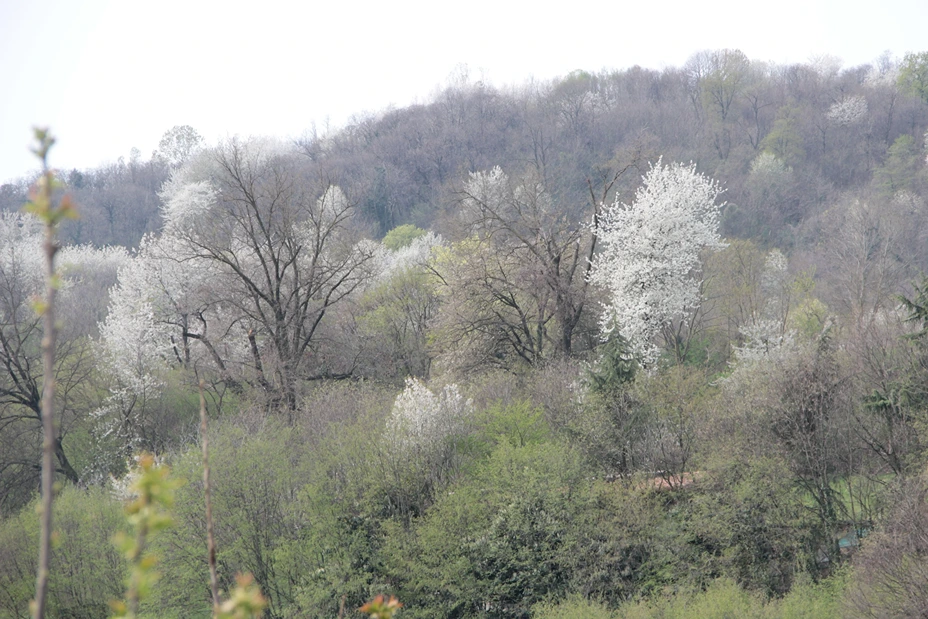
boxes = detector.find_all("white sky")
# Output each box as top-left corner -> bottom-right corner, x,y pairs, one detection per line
1,0 -> 926,183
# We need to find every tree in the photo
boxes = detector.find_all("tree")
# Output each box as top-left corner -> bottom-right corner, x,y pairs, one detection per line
847,475 -> 928,617
355,233 -> 441,379
897,51 -> 928,105
155,125 -> 203,168
0,211 -> 127,508
822,195 -> 915,332
727,330 -> 852,556
590,160 -> 724,366
94,233 -> 209,462
382,224 -> 427,250
431,162 -> 633,371
874,134 -> 924,195
686,49 -> 752,159
127,137 -> 376,415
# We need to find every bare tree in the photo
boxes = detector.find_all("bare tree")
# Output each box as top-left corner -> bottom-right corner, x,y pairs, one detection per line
432,157 -> 637,371
151,138 -> 376,415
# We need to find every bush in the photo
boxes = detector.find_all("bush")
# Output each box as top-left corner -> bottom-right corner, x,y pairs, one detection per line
0,485 -> 124,619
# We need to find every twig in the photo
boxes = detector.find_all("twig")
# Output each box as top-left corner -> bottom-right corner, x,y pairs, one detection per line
200,380 -> 221,613
29,128 -> 68,619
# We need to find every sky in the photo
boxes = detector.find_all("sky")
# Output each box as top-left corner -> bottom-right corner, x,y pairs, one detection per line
1,0 -> 927,184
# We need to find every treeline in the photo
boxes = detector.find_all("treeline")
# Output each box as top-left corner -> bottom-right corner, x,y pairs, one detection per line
4,51 -> 928,249
1,50 -> 928,618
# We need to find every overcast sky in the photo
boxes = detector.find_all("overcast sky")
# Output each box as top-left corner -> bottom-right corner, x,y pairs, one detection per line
1,0 -> 926,183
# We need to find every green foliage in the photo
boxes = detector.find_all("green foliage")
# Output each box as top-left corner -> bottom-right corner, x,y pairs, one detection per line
760,107 -> 805,168
111,454 -> 182,619
875,134 -> 923,195
0,485 -> 124,619
618,578 -> 766,618
898,51 -> 928,105
685,460 -> 816,596
150,421 -> 302,618
386,441 -> 588,617
613,572 -> 846,618
382,224 -> 426,250
357,267 -> 436,379
900,276 -> 928,339
567,387 -> 643,476
474,400 -> 549,449
774,572 -> 846,619
14,57 -> 927,619
534,565 -> 846,618
533,595 -> 616,619
588,336 -> 637,397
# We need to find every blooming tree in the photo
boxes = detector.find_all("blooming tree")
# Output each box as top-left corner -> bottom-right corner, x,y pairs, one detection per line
430,162 -> 629,372
99,138 -> 377,416
0,212 -> 128,488
826,95 -> 868,126
387,378 -> 473,451
354,232 -> 443,378
589,160 -> 724,365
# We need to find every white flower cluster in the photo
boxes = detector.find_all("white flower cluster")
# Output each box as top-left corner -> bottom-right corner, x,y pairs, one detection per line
864,63 -> 899,88
59,244 -> 129,280
0,211 -> 129,319
733,250 -> 796,365
0,212 -> 48,297
733,318 -> 797,365
376,231 -> 443,280
750,152 -> 790,182
159,178 -> 217,231
590,160 -> 725,366
826,96 -> 868,127
387,378 -> 473,450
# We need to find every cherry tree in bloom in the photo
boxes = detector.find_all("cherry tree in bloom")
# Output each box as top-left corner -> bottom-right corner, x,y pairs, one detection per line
94,233 -> 227,457
589,160 -> 725,365
732,251 -> 798,368
387,377 -> 473,451
375,231 -> 443,280
826,95 -> 868,127
100,137 -> 377,415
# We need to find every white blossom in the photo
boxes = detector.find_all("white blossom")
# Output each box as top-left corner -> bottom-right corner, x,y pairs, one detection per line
159,178 -> 216,231
732,249 -> 797,365
733,319 -> 798,365
750,152 -> 791,182
826,95 -> 868,126
377,231 -> 443,279
761,249 -> 789,304
108,453 -> 165,501
387,378 -> 473,450
0,212 -> 45,296
590,160 -> 725,365
924,129 -> 928,166
864,63 -> 899,88
0,211 -> 128,323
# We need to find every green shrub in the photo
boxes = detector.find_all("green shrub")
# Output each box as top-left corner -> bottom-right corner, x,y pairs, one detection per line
0,485 -> 124,619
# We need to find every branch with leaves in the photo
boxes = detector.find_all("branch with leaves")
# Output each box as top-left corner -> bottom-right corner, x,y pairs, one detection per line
24,128 -> 77,619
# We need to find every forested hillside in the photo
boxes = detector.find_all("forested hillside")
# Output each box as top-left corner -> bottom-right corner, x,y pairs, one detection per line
3,50 -> 928,618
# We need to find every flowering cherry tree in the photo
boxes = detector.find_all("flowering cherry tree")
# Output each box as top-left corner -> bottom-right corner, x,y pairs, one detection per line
100,138 -> 376,416
826,95 -> 868,127
387,377 -> 473,451
590,160 -> 724,365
